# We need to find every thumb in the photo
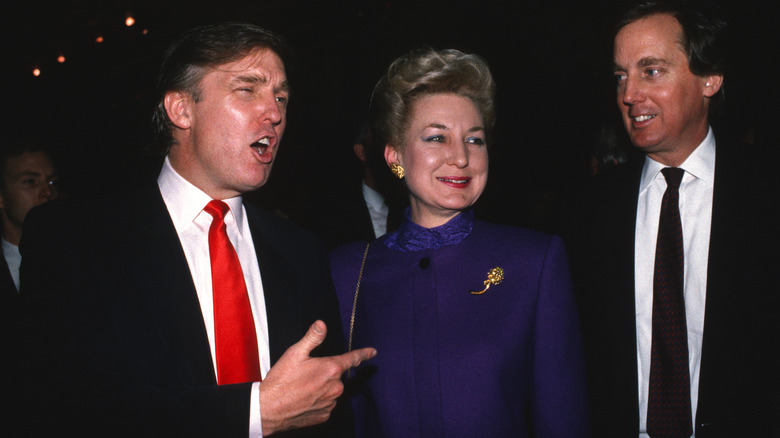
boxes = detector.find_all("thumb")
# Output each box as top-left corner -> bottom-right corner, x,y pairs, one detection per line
296,320 -> 327,357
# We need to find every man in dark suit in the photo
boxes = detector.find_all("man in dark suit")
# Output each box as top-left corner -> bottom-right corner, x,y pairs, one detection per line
567,1 -> 779,437
17,22 -> 375,437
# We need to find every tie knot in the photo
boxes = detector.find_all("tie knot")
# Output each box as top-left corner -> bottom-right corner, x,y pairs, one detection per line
661,167 -> 684,190
204,200 -> 230,220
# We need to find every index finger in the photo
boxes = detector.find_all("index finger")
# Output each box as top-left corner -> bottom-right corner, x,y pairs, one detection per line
331,347 -> 377,371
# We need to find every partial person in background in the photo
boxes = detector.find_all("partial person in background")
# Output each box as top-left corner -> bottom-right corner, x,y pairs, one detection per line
329,47 -> 589,437
0,135 -> 59,438
0,140 -> 58,296
312,120 -> 405,250
590,117 -> 632,175
567,1 -> 780,436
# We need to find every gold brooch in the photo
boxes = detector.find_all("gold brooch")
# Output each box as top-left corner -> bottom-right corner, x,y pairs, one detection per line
470,267 -> 504,295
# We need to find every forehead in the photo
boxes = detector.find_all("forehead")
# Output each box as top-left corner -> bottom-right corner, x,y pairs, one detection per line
207,47 -> 287,85
614,13 -> 685,63
4,151 -> 53,174
409,93 -> 482,124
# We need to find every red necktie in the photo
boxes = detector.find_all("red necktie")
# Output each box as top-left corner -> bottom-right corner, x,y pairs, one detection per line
647,167 -> 692,437
204,200 -> 261,385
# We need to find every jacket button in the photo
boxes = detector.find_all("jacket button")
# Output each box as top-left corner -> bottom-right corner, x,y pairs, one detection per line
419,257 -> 430,269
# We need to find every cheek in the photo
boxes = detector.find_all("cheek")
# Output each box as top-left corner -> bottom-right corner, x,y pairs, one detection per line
473,150 -> 489,175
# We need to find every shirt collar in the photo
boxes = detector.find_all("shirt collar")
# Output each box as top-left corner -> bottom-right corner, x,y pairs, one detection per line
361,180 -> 386,212
157,156 -> 245,232
639,126 -> 716,192
385,208 -> 474,252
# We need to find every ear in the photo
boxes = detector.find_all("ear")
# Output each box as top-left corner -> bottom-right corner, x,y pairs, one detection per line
384,143 -> 401,167
353,143 -> 367,163
702,74 -> 724,98
163,91 -> 192,130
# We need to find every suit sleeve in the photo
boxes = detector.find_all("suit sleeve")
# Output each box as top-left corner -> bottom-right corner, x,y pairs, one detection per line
531,236 -> 591,437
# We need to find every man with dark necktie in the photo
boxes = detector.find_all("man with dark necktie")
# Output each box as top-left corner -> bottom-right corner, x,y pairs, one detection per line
17,22 -> 375,437
567,1 -> 780,436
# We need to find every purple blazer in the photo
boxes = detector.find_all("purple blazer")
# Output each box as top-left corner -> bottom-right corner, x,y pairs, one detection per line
329,210 -> 590,437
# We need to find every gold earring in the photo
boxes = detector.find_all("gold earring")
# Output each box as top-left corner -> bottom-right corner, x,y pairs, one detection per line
389,163 -> 405,179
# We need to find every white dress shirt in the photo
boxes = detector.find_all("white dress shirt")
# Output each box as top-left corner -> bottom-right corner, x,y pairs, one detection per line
158,156 -> 268,437
635,128 -> 715,437
2,237 -> 21,291
362,180 -> 389,238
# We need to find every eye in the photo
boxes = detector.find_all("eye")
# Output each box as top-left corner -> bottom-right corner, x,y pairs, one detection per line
424,135 -> 445,142
466,137 -> 485,146
21,178 -> 36,185
645,68 -> 660,77
275,95 -> 288,105
614,72 -> 627,85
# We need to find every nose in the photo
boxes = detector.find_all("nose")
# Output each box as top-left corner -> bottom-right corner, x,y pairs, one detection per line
620,75 -> 643,107
447,142 -> 469,168
39,181 -> 54,202
260,93 -> 283,125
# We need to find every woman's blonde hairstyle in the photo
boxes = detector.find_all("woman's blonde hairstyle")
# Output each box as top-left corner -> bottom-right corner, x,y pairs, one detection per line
369,47 -> 497,151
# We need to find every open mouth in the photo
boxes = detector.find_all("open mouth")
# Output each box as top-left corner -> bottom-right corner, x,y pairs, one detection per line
252,137 -> 271,155
632,114 -> 656,122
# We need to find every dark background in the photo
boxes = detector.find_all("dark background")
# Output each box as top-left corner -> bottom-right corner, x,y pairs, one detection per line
3,0 -> 777,234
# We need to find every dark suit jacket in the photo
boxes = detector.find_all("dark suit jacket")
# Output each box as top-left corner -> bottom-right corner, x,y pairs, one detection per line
1,249 -> 17,299
1,247 -> 21,437
567,140 -> 780,437
16,183 -> 351,437
311,181 -> 404,251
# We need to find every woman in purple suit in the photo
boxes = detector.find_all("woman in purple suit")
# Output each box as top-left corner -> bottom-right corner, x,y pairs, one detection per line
329,48 -> 589,437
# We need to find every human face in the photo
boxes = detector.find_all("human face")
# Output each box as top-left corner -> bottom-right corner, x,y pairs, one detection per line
386,93 -> 488,228
613,13 -> 722,166
0,151 -> 58,244
166,48 -> 289,199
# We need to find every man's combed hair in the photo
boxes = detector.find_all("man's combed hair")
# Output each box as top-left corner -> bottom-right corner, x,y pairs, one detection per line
369,47 -> 497,151
151,22 -> 291,154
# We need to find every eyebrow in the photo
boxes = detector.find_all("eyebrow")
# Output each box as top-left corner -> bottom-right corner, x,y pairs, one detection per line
426,124 -> 484,133
13,170 -> 45,179
613,56 -> 671,71
230,75 -> 290,93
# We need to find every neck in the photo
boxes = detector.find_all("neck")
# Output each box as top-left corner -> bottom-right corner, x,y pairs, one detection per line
647,124 -> 710,167
1,223 -> 21,246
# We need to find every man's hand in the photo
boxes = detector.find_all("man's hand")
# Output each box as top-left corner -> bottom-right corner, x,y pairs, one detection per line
258,320 -> 376,435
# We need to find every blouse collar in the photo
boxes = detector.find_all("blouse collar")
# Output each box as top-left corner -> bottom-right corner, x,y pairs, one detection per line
384,208 -> 474,252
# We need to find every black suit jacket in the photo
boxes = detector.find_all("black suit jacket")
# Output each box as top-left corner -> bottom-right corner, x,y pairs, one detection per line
1,247 -> 21,436
310,181 -> 404,251
1,249 -> 18,299
567,140 -> 780,437
16,183 -> 351,437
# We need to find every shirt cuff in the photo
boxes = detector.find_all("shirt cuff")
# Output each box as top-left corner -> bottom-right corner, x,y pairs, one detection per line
250,381 -> 262,437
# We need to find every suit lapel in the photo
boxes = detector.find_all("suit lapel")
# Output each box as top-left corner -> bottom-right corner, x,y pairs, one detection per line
1,253 -> 18,298
125,185 -> 217,385
244,205 -> 302,364
598,160 -> 644,431
614,161 -> 643,418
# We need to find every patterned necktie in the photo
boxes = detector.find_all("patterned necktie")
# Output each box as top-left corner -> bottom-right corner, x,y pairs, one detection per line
204,200 -> 261,385
647,167 -> 692,437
